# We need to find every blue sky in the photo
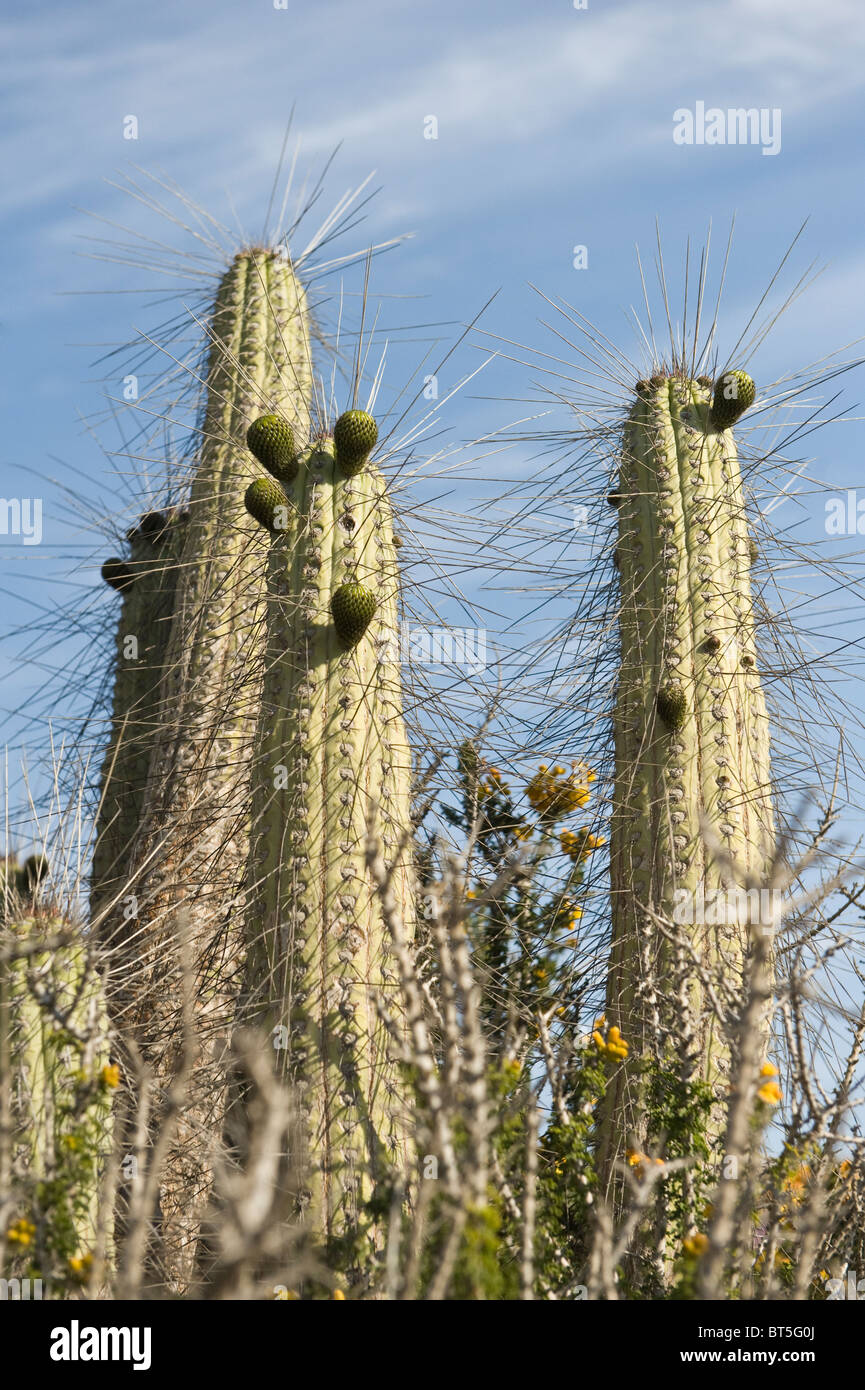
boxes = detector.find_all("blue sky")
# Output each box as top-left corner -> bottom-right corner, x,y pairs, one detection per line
2,0 -> 865,837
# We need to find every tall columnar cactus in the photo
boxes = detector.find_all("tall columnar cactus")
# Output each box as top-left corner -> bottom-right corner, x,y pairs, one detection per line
0,905 -> 115,1274
91,511 -> 186,926
98,248 -> 312,1289
599,371 -> 776,1193
240,411 -> 415,1270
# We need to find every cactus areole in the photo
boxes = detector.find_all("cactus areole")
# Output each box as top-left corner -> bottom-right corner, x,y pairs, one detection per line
601,372 -> 775,1185
244,421 -> 413,1258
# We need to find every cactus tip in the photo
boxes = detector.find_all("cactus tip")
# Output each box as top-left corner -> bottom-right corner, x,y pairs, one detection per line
244,477 -> 291,531
247,414 -> 298,483
709,370 -> 755,430
101,557 -> 136,592
333,409 -> 378,476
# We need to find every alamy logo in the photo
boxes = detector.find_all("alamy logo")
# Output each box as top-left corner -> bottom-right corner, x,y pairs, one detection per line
49,1320 -> 151,1371
378,623 -> 486,673
672,886 -> 785,928
826,1270 -> 865,1300
0,1277 -> 42,1299
0,498 -> 42,545
673,102 -> 781,156
825,492 -> 865,535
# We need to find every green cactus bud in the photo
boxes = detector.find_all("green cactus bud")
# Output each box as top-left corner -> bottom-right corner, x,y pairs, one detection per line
709,369 -> 755,429
333,409 -> 378,476
331,581 -> 376,645
246,413 -> 298,482
657,682 -> 687,731
16,853 -> 48,895
244,476 -> 291,530
101,557 -> 136,592
137,510 -> 170,544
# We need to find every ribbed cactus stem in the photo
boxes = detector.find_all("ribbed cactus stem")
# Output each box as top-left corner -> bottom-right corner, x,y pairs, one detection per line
242,425 -> 414,1268
91,513 -> 185,925
600,374 -> 776,1193
111,249 -> 312,1289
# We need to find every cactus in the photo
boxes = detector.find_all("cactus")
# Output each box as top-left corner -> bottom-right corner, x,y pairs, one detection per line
240,415 -> 414,1270
98,248 -> 312,1289
1,900 -> 114,1274
599,372 -> 776,1194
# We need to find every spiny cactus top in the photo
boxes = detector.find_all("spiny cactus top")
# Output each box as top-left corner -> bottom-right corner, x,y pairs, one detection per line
97,247 -> 313,1293
602,371 -> 775,1176
243,413 -> 413,1261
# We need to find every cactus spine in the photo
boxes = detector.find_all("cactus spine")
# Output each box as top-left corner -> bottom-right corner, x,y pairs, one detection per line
242,420 -> 414,1269
600,373 -> 775,1191
101,249 -> 312,1288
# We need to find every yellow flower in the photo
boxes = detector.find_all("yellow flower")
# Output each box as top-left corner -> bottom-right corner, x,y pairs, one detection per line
757,1081 -> 782,1106
6,1217 -> 36,1247
527,760 -> 598,820
759,1061 -> 779,1078
560,826 -> 607,864
62,1134 -> 81,1152
100,1064 -> 121,1089
592,1019 -> 629,1061
274,1287 -> 299,1300
332,1289 -> 346,1300
68,1252 -> 94,1282
683,1233 -> 709,1258
625,1149 -> 662,1180
782,1164 -> 810,1199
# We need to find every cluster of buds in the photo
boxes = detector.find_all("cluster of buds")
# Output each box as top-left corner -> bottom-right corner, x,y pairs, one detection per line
527,761 -> 596,819
5,1216 -> 35,1247
591,1016 -> 629,1061
560,826 -> 606,864
626,1148 -> 664,1181
757,1061 -> 782,1106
